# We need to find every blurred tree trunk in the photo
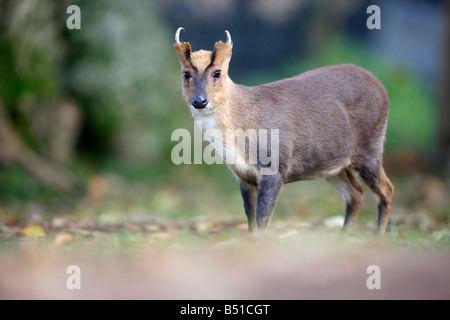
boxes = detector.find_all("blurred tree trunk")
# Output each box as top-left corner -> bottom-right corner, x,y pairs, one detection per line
0,98 -> 75,191
0,0 -> 78,191
437,0 -> 450,175
19,98 -> 82,164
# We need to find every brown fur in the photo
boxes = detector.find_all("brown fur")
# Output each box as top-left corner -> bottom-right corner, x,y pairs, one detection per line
174,31 -> 393,234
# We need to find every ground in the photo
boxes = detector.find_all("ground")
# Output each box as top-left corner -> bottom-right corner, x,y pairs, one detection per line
0,164 -> 449,299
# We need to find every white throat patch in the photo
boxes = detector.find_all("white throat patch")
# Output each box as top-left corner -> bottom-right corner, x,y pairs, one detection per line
190,101 -> 218,132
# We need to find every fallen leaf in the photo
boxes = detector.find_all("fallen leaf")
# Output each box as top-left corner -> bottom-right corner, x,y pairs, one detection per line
126,223 -> 141,231
194,221 -> 215,233
53,232 -> 74,245
144,224 -> 161,232
151,232 -> 171,239
51,217 -> 68,228
22,225 -> 46,239
323,216 -> 345,229
236,223 -> 249,231
431,229 -> 450,241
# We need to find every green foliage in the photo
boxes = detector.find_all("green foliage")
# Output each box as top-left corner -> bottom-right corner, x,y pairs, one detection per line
63,0 -> 187,161
0,0 -> 62,151
0,1 -> 61,104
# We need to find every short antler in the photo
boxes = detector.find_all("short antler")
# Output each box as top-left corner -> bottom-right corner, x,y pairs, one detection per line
225,30 -> 232,44
175,27 -> 185,43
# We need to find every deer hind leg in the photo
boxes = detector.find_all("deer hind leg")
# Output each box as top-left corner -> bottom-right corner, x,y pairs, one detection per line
327,169 -> 364,229
355,163 -> 394,234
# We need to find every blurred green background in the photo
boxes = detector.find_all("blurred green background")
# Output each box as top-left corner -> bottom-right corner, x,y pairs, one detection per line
0,0 -> 449,235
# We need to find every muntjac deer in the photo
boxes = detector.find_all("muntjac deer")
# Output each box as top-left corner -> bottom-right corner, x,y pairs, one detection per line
173,28 -> 394,234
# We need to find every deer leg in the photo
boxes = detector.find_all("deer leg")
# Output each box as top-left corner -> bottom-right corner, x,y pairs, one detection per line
327,169 -> 364,229
356,164 -> 394,234
239,179 -> 257,232
255,173 -> 283,231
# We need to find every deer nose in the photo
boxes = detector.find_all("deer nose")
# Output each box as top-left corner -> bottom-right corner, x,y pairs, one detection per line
191,95 -> 209,109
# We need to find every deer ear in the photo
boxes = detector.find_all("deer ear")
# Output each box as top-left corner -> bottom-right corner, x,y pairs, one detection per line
211,41 -> 232,67
173,42 -> 192,67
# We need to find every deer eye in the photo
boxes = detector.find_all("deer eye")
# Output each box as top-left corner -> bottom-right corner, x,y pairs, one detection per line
183,71 -> 191,80
213,70 -> 221,79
